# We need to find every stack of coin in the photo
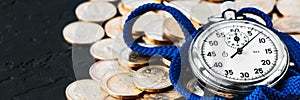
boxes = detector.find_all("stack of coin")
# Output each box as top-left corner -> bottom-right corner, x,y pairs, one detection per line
63,0 -> 300,99
273,0 -> 300,41
118,47 -> 151,71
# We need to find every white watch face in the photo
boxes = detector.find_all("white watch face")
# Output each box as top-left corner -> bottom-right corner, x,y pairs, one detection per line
190,20 -> 288,83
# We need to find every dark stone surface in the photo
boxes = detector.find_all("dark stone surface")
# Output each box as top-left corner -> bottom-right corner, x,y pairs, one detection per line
0,0 -> 85,99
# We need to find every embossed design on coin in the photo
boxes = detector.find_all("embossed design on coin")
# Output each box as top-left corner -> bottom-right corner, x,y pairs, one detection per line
134,65 -> 172,92
118,47 -> 150,70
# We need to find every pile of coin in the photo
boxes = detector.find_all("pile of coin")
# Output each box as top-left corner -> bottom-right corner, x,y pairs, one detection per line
273,0 -> 300,41
62,0 -> 300,99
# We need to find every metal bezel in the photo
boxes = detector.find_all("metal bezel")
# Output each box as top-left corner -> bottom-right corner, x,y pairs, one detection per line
188,20 -> 289,93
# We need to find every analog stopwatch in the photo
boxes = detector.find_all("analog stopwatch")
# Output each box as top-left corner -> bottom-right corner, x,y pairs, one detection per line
189,9 -> 289,98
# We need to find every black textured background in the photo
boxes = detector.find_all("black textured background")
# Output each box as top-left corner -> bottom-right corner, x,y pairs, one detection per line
0,0 -> 85,99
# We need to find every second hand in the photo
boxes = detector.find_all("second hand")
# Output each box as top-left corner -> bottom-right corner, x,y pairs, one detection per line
230,32 -> 261,58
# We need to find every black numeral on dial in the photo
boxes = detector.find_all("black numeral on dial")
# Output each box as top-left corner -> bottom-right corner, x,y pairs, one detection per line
240,72 -> 249,78
261,60 -> 271,65
216,32 -> 225,38
213,62 -> 223,67
207,51 -> 216,57
248,31 -> 252,36
230,28 -> 239,32
254,68 -> 263,74
259,38 -> 266,43
225,70 -> 233,76
209,41 -> 218,46
265,48 -> 272,54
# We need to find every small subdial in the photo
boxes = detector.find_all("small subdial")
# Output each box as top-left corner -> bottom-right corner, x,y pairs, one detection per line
225,32 -> 249,48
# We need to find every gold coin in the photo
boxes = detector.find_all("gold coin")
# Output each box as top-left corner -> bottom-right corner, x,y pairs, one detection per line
65,79 -> 107,100
105,16 -> 123,39
103,72 -> 143,99
121,0 -> 159,10
186,79 -> 204,96
191,1 -> 221,24
143,89 -> 182,100
163,18 -> 185,41
273,17 -> 300,33
142,36 -> 173,46
134,65 -> 172,92
118,2 -> 132,16
291,34 -> 300,42
191,19 -> 201,29
235,0 -> 276,14
163,0 -> 200,18
89,60 -> 122,84
75,1 -> 117,22
277,0 -> 300,17
271,13 -> 280,23
63,21 -> 104,44
118,47 -> 150,70
90,38 -> 127,60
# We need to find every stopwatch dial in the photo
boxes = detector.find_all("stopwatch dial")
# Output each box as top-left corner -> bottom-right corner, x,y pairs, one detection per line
201,25 -> 278,81
224,29 -> 249,48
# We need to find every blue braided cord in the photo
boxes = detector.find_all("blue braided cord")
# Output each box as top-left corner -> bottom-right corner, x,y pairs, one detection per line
237,7 -> 273,28
123,3 -> 196,59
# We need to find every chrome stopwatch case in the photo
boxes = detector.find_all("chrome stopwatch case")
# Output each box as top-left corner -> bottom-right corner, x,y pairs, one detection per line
188,9 -> 289,98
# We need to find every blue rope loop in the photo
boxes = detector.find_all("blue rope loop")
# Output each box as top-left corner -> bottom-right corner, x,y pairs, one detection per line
123,3 -> 196,59
237,7 -> 273,28
123,3 -> 300,100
